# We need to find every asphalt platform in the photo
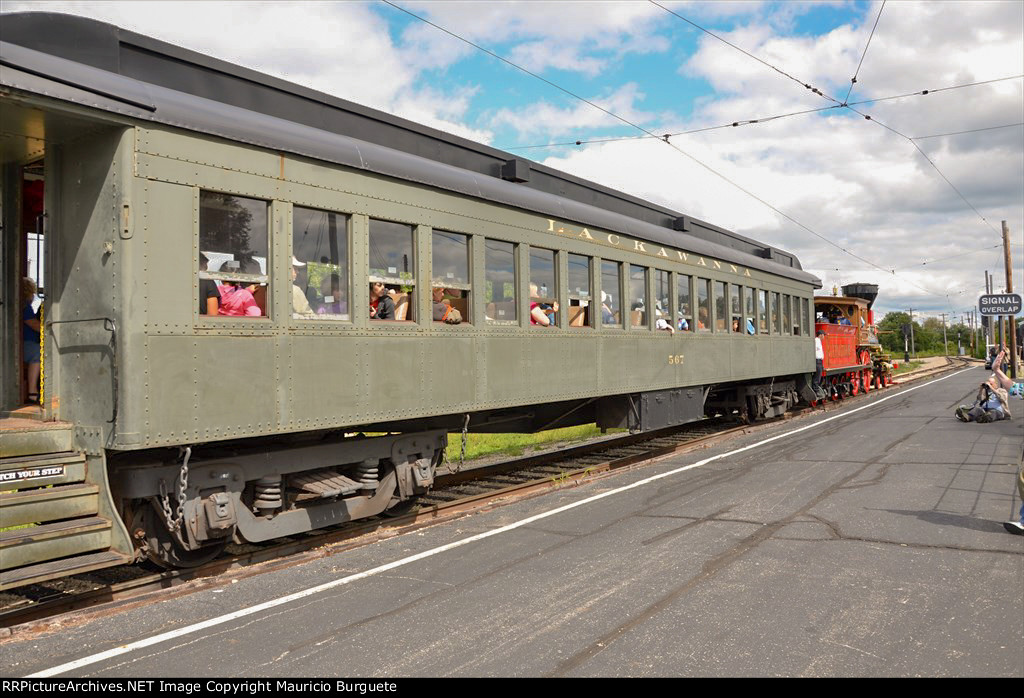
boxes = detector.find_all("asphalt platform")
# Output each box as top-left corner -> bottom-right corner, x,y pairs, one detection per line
4,366 -> 1022,677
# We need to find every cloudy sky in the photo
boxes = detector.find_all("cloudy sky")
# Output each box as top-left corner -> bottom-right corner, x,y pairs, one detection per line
6,0 -> 1022,320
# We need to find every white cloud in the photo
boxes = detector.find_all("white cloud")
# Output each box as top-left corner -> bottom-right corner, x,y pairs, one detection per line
488,83 -> 663,138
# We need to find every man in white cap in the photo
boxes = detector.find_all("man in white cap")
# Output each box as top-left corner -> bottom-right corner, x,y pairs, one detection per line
291,257 -> 314,317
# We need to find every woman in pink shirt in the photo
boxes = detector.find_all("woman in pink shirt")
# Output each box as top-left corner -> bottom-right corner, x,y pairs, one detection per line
217,280 -> 262,317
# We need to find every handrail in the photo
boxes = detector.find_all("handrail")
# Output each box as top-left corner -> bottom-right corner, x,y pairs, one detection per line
46,316 -> 118,425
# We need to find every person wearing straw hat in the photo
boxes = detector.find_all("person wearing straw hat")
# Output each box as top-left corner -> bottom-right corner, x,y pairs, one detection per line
291,257 -> 314,317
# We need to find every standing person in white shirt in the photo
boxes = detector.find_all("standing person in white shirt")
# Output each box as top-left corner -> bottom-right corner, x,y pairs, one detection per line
813,330 -> 826,398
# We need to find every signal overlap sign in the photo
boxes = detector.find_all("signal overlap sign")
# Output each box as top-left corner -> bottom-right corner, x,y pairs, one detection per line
978,293 -> 1022,316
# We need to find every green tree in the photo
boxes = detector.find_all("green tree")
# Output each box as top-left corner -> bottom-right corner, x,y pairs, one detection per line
878,311 -> 911,353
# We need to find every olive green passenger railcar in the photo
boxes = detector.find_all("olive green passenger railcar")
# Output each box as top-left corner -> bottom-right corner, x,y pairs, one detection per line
0,13 -> 820,586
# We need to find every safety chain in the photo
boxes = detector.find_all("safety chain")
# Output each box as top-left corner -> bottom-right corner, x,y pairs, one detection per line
159,446 -> 191,534
460,413 -> 470,467
444,414 -> 471,474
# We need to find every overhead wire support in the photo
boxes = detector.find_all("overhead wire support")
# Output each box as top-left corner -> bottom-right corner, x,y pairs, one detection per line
846,74 -> 1024,108
503,78 -> 1024,151
501,103 -> 843,151
842,0 -> 886,105
649,0 -> 1006,239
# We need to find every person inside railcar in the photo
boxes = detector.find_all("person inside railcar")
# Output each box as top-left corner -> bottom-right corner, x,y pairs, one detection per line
290,257 -> 314,317
432,286 -> 462,324
370,281 -> 395,320
529,282 -> 557,326
601,291 -> 615,325
198,253 -> 219,315
697,307 -> 709,331
217,262 -> 262,317
316,273 -> 347,315
21,277 -> 41,404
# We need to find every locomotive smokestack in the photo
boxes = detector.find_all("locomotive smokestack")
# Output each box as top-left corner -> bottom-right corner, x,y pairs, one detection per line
842,283 -> 879,308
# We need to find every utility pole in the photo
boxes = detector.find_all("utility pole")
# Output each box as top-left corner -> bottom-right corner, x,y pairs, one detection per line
985,271 -> 993,350
908,308 -> 916,358
1003,220 -> 1018,379
939,312 -> 948,356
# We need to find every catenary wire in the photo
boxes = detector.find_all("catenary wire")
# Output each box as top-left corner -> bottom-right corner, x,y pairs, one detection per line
648,0 -> 1010,241
912,122 -> 1024,140
847,74 -> 1024,107
502,77 -> 1024,151
382,1 -> 993,300
843,0 -> 886,104
648,0 -> 840,103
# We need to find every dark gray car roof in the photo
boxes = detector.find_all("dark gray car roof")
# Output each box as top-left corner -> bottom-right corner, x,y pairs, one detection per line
0,11 -> 820,286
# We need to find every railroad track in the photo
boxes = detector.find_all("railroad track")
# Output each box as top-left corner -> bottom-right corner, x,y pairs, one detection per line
0,358 -> 974,632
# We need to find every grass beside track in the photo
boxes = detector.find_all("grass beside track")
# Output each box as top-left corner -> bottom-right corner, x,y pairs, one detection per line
893,360 -> 925,375
450,424 -> 625,461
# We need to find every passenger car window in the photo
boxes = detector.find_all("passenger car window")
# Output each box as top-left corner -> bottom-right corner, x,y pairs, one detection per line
485,239 -> 516,325
199,191 -> 269,318
677,273 -> 693,332
529,247 -> 558,328
601,261 -> 622,328
731,285 -> 742,333
432,230 -> 471,324
744,286 -> 756,336
369,219 -> 415,322
567,253 -> 592,328
654,270 -> 671,331
292,206 -> 349,320
696,279 -> 711,332
772,292 -> 781,334
759,290 -> 769,334
629,265 -> 647,329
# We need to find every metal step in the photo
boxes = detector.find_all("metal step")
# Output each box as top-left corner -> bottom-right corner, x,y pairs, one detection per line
0,550 -> 133,592
0,517 -> 112,570
0,451 -> 87,491
0,418 -> 74,458
0,483 -> 99,528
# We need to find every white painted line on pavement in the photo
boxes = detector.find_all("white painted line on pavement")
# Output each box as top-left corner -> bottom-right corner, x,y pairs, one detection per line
29,369 -> 968,677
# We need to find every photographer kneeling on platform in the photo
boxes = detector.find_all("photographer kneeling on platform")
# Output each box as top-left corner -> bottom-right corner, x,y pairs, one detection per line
956,350 -> 1013,423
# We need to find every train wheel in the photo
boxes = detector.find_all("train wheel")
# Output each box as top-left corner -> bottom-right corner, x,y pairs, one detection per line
862,370 -> 871,393
381,455 -> 436,518
129,501 -> 227,569
851,375 -> 859,396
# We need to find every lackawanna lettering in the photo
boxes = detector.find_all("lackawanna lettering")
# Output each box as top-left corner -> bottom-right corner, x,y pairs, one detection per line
0,466 -> 64,482
546,219 -> 752,277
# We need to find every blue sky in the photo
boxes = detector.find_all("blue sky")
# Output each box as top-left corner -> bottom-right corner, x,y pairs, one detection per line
4,1 -> 1022,320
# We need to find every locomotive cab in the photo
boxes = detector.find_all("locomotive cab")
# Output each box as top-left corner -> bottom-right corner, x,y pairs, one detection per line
812,291 -> 893,401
